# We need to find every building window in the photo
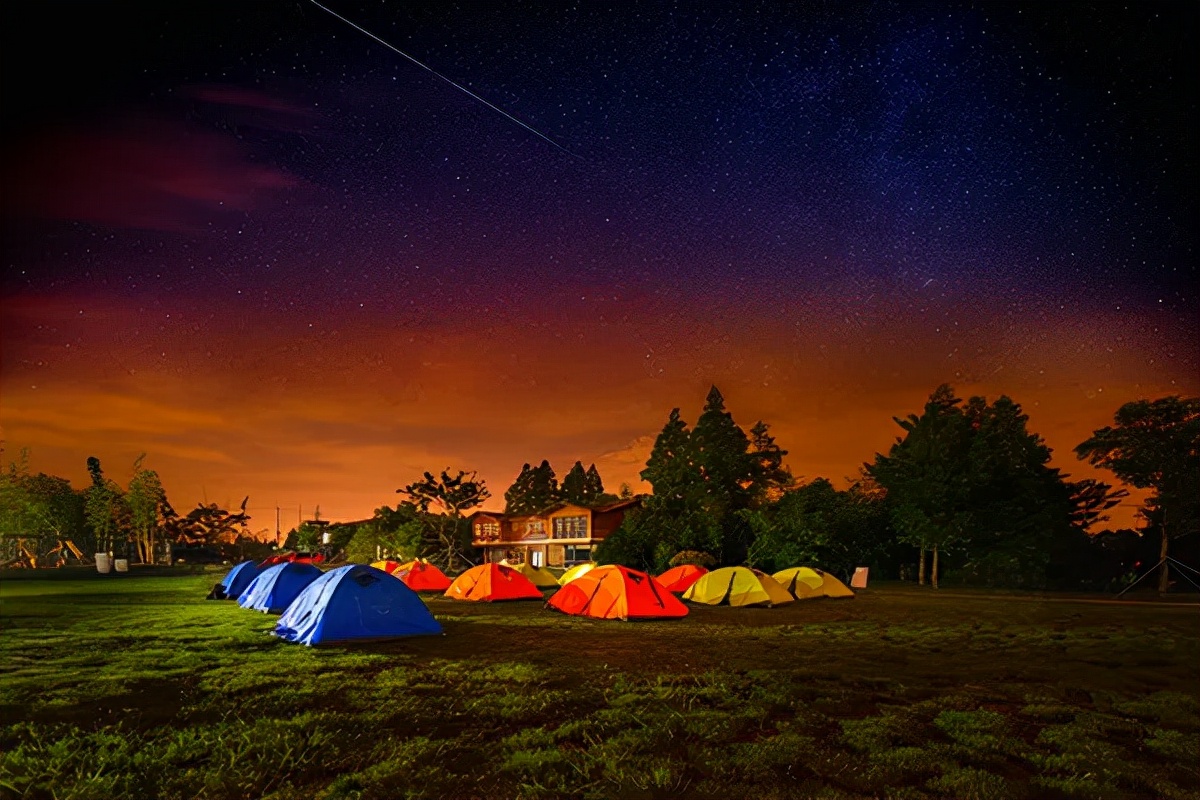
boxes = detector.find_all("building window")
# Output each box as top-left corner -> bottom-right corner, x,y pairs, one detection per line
505,549 -> 525,564
531,549 -> 544,567
523,520 -> 547,540
475,521 -> 500,541
553,515 -> 588,539
564,545 -> 592,564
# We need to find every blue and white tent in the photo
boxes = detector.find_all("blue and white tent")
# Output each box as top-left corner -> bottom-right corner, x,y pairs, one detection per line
274,564 -> 442,646
218,560 -> 262,600
238,562 -> 323,614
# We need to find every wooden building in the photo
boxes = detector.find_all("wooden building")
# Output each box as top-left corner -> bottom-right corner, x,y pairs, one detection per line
466,498 -> 641,568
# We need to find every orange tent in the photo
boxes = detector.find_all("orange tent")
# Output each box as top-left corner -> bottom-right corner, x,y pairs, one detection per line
548,565 -> 688,620
396,560 -> 452,592
444,563 -> 544,602
656,564 -> 708,593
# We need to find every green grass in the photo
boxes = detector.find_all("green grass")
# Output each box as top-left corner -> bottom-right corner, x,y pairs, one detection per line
1,571 -> 1197,799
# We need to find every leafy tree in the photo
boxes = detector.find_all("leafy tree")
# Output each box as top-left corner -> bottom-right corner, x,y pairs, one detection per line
0,452 -> 87,557
1076,396 -> 1200,593
742,478 -> 894,579
84,457 -> 129,555
399,469 -> 489,571
630,407 -> 723,568
127,454 -> 167,564
23,473 -> 88,550
868,385 -> 972,587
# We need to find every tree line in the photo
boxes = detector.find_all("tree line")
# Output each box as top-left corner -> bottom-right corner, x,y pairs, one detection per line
594,386 -> 1198,592
4,388 -> 1195,591
0,452 -> 259,566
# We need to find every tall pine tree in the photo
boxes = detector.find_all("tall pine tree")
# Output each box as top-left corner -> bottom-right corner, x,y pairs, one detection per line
560,461 -> 588,505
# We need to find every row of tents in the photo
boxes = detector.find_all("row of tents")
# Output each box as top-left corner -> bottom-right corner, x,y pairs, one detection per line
209,558 -> 854,646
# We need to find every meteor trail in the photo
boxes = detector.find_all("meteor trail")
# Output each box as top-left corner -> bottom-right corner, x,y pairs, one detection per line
306,0 -> 581,159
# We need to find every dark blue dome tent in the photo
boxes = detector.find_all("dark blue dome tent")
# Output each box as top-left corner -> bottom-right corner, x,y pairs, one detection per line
206,560 -> 263,600
238,561 -> 323,614
274,564 -> 442,646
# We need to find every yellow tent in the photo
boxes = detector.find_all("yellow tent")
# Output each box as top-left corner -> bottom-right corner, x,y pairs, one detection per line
683,566 -> 793,607
773,567 -> 855,599
558,562 -> 597,585
499,559 -> 560,588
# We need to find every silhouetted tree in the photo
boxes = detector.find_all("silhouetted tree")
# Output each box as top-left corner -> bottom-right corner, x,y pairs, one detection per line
868,385 -> 971,587
1076,396 -> 1200,593
560,461 -> 589,505
399,469 -> 489,571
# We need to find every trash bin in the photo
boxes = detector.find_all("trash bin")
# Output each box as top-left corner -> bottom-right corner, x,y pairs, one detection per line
114,559 -> 129,573
95,553 -> 111,574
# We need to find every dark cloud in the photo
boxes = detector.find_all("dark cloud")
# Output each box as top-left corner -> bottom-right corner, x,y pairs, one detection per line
3,116 -> 295,232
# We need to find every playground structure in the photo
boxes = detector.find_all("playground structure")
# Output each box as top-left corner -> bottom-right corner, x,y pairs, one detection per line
1,538 -> 93,569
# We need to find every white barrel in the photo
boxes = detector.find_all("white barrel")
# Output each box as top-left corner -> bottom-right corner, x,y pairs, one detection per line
95,553 -> 111,573
114,558 -> 129,573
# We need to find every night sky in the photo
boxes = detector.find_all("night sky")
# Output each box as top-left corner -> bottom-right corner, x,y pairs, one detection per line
2,1 -> 1196,532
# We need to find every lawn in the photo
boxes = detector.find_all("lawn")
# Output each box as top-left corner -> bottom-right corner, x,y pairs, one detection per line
1,569 -> 1197,800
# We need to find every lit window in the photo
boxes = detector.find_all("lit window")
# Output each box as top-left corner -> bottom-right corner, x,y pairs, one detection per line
553,515 -> 588,539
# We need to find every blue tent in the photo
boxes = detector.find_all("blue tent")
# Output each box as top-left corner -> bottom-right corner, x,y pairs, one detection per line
219,560 -> 263,600
274,564 -> 442,646
238,562 -> 323,614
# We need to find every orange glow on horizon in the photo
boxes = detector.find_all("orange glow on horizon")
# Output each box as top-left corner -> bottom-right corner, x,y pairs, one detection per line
1,292 -> 1190,532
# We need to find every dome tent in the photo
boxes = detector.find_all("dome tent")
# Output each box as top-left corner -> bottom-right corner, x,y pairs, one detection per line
683,566 -> 794,608
239,561 -> 324,613
499,559 -> 560,588
558,562 -> 597,586
656,564 -> 708,594
548,565 -> 688,620
395,559 -> 452,592
274,564 -> 442,646
773,566 -> 855,599
371,560 -> 407,574
444,563 -> 543,602
208,560 -> 262,600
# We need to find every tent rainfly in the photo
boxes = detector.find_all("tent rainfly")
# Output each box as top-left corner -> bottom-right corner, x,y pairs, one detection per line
656,564 -> 708,593
558,561 -> 598,586
238,562 -> 324,614
209,560 -> 262,600
274,564 -> 442,645
396,560 -> 453,592
499,559 -> 560,588
772,567 -> 855,599
444,563 -> 544,602
548,565 -> 688,620
683,566 -> 794,608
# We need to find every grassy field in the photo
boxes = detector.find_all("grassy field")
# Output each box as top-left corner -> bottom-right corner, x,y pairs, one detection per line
1,569 -> 1197,800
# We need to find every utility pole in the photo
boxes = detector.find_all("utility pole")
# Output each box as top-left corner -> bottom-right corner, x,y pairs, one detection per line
275,505 -> 281,546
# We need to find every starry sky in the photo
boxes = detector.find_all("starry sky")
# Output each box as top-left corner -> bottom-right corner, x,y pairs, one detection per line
2,1 -> 1195,532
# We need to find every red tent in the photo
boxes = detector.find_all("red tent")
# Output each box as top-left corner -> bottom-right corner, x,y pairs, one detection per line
371,560 -> 407,574
548,565 -> 688,620
656,564 -> 708,593
397,561 -> 452,592
444,563 -> 543,602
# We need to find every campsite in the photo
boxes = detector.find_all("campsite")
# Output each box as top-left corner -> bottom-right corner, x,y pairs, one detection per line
2,567 -> 1197,800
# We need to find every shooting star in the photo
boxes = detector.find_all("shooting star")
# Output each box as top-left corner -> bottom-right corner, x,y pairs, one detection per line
307,0 -> 582,159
